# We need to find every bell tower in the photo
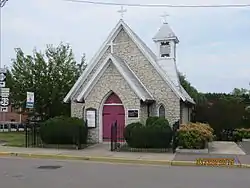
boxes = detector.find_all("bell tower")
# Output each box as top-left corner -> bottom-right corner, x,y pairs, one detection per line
152,13 -> 179,60
152,13 -> 180,88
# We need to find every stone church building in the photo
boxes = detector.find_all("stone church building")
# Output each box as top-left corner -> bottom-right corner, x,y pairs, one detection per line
64,18 -> 195,143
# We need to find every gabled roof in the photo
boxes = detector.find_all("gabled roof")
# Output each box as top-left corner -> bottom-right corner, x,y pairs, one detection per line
152,22 -> 179,43
180,86 -> 195,104
64,19 -> 192,104
157,58 -> 180,89
63,20 -> 125,103
76,54 -> 154,102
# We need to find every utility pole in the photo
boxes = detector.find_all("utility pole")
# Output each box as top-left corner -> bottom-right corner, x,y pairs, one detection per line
0,0 -> 9,124
0,0 -> 8,8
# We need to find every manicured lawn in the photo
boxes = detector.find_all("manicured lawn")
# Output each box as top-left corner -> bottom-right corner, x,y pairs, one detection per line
0,132 -> 25,147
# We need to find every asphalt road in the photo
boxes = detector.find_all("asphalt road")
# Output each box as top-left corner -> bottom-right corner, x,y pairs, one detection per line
0,157 -> 250,188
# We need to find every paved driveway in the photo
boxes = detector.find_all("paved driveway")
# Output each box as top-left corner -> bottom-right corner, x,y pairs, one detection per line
0,157 -> 250,188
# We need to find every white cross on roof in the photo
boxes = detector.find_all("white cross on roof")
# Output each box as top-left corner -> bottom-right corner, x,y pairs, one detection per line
118,6 -> 127,19
161,12 -> 169,24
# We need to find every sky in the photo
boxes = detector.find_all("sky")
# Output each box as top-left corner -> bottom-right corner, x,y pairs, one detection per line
1,0 -> 250,93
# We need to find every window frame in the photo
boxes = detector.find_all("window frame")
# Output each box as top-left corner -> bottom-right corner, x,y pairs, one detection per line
158,104 -> 166,118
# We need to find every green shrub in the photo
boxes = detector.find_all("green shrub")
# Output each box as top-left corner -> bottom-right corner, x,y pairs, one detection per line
146,116 -> 160,126
39,116 -> 88,145
235,128 -> 250,140
177,122 -> 214,149
124,117 -> 173,148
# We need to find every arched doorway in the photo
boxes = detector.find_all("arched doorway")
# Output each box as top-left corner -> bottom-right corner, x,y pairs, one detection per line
102,92 -> 125,141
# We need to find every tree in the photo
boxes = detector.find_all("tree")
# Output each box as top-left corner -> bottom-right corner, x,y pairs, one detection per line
232,88 -> 249,96
178,72 -> 206,104
6,43 -> 86,120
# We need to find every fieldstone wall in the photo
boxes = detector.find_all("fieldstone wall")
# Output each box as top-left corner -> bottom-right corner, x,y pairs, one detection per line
112,28 -> 180,125
140,103 -> 149,124
70,24 -> 182,143
71,102 -> 84,118
72,49 -> 111,99
83,62 -> 142,143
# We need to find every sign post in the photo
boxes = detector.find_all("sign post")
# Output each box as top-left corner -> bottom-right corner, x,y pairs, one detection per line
26,92 -> 34,109
0,69 -> 9,113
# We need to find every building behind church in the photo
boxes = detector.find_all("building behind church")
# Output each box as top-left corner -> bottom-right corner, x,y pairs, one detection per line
64,18 -> 195,143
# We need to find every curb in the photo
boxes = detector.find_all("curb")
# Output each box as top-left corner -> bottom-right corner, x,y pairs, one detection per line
171,160 -> 250,168
0,152 -> 250,168
0,152 -> 172,166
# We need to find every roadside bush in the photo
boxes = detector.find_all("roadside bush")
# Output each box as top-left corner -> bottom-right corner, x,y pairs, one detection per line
234,128 -> 250,140
39,116 -> 88,145
146,116 -> 160,126
124,117 -> 173,148
177,122 -> 214,149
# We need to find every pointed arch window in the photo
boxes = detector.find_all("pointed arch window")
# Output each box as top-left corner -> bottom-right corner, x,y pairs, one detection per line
159,104 -> 165,118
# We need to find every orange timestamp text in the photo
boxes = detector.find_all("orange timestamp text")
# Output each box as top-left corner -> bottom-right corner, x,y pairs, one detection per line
196,158 -> 235,166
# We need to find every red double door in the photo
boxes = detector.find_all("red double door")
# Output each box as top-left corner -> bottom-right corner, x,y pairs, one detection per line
102,105 -> 125,141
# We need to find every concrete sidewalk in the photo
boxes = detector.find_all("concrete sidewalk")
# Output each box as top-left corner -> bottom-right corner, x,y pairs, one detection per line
0,144 -> 174,161
0,145 -> 250,168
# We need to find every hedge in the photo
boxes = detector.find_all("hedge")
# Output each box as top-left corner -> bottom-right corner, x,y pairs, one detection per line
234,128 -> 250,140
39,116 -> 88,145
177,122 -> 214,149
124,117 -> 173,148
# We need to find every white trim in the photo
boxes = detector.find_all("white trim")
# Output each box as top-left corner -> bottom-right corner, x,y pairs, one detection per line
76,55 -> 111,102
98,91 -> 126,143
127,109 -> 140,119
64,19 -> 186,103
108,41 -> 130,53
123,59 -> 154,99
120,21 -> 186,101
63,22 -> 124,103
76,54 -> 152,102
98,91 -> 113,143
112,57 -> 147,101
104,103 -> 123,106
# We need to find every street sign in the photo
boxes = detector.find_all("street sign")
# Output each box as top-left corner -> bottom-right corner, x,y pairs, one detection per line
0,88 -> 10,98
0,82 -> 5,87
0,72 -> 6,82
26,92 -> 34,108
0,97 -> 9,106
0,88 -> 10,109
0,68 -> 7,74
0,68 -> 7,88
0,69 -> 8,114
0,106 -> 8,112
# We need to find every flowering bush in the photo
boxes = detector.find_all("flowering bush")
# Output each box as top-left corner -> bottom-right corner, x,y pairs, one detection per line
235,128 -> 250,139
177,122 -> 214,149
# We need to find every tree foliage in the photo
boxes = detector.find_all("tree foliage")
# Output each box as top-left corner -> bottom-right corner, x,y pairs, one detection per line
231,88 -> 249,96
6,43 -> 86,120
178,72 -> 250,136
178,72 -> 206,104
195,92 -> 250,137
